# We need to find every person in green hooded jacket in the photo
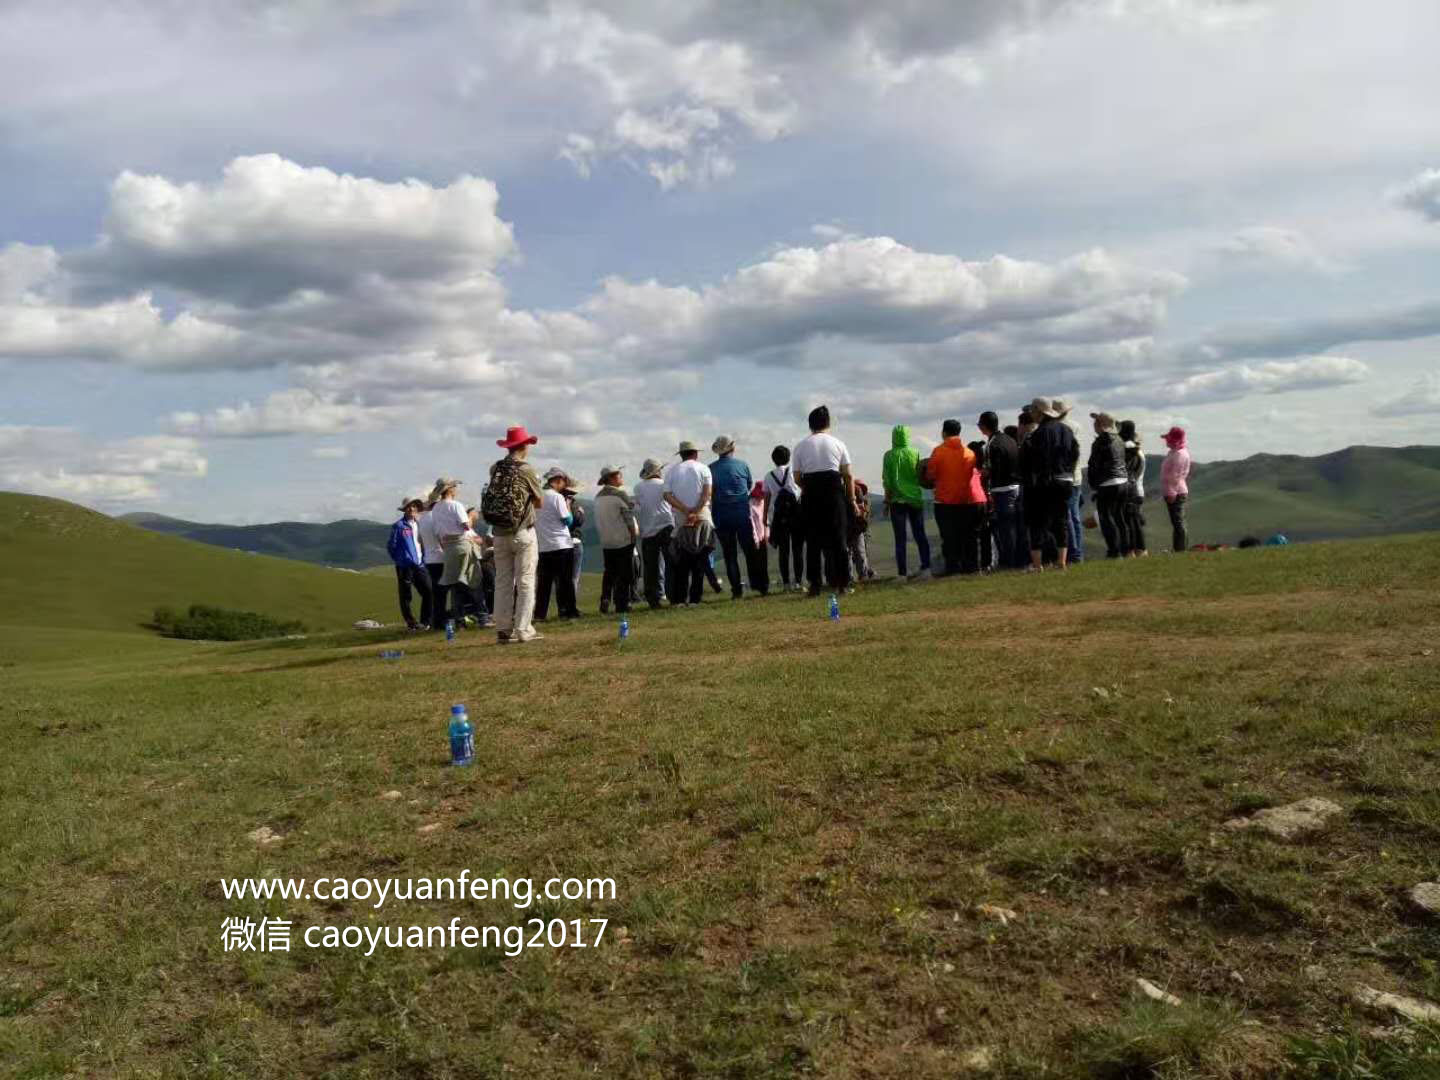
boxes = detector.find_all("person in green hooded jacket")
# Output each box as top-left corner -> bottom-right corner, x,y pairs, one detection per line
881,424 -> 933,580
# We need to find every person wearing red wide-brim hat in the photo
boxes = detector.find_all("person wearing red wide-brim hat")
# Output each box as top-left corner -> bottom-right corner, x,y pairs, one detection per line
496,425 -> 539,449
488,425 -> 545,645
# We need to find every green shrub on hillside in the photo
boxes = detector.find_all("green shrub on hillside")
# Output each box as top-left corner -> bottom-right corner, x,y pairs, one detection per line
151,604 -> 304,641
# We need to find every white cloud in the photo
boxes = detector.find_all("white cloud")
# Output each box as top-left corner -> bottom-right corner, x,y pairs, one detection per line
1214,225 -> 1341,274
0,427 -> 207,504
310,445 -> 351,459
170,389 -> 406,437
1372,372 -> 1440,417
1132,355 -> 1371,407
1391,168 -> 1440,223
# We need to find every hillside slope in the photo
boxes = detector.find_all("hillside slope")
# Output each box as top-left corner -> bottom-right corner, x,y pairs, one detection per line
1172,444 -> 1440,543
1,493 -> 395,636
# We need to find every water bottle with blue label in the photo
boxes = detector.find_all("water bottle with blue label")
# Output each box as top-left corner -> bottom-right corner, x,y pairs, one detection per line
379,649 -> 404,661
445,619 -> 455,644
448,705 -> 474,767
618,617 -> 629,642
828,593 -> 840,621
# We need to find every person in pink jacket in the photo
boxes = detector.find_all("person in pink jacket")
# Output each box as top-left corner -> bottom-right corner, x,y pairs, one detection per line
1161,426 -> 1191,553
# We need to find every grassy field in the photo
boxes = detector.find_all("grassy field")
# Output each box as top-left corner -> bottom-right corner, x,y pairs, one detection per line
0,493 -> 394,635
4,529 -> 1440,1077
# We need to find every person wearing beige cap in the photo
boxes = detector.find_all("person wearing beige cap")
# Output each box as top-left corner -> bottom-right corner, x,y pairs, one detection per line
710,435 -> 769,599
430,477 -> 477,630
1017,396 -> 1079,571
1052,398 -> 1088,564
593,465 -> 638,614
1087,411 -> 1129,559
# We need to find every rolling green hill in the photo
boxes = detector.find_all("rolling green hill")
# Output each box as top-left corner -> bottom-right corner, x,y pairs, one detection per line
118,512 -> 391,569
1,493 -> 395,640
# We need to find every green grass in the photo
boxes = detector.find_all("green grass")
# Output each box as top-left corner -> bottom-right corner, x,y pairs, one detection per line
0,492 -> 393,635
4,518 -> 1440,1077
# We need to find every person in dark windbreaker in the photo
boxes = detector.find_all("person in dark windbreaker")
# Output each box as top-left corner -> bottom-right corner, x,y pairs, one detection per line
1088,412 -> 1130,559
1018,397 -> 1078,572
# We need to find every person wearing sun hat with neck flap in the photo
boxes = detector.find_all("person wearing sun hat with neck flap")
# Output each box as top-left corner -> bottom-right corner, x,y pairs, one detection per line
1018,396 -> 1079,571
485,425 -> 545,644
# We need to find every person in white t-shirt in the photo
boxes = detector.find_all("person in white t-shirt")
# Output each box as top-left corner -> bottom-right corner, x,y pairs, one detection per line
534,467 -> 580,620
430,477 -> 476,630
662,440 -> 714,606
761,444 -> 805,592
633,458 -> 676,608
791,405 -> 856,595
417,494 -> 447,629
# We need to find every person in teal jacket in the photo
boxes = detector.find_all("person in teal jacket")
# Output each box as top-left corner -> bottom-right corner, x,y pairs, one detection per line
882,424 -> 932,580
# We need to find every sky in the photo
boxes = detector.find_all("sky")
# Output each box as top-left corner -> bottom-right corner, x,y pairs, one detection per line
1,0 -> 1437,523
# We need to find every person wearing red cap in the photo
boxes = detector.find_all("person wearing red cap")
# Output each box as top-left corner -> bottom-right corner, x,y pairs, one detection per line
484,425 -> 544,643
1161,426 -> 1191,553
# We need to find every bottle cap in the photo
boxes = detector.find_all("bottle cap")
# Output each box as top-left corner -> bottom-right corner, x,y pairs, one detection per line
451,704 -> 466,714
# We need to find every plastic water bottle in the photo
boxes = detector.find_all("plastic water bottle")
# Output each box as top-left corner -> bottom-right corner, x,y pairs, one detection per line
618,617 -> 630,642
448,705 -> 474,767
445,619 -> 455,644
828,593 -> 840,621
380,649 -> 404,660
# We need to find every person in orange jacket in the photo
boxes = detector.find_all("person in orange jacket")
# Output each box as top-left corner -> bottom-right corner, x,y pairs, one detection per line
927,418 -> 985,575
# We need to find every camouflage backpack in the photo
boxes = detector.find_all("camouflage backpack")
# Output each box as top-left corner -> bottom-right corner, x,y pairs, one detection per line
481,458 -> 531,529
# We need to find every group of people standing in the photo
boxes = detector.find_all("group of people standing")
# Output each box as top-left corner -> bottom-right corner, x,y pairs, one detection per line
386,405 -> 1195,644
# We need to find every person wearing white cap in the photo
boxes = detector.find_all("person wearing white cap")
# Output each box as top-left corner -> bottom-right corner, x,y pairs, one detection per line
534,466 -> 580,622
416,491 -> 447,628
386,496 -> 433,630
634,458 -> 676,608
663,440 -> 715,605
593,464 -> 638,614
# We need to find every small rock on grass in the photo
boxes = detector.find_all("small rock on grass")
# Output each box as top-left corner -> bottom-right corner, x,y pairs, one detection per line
1408,882 -> 1440,918
379,790 -> 402,801
417,822 -> 443,835
1223,796 -> 1342,840
1352,985 -> 1440,1024
959,1046 -> 994,1072
975,903 -> 1019,926
247,826 -> 283,846
1136,978 -> 1182,1006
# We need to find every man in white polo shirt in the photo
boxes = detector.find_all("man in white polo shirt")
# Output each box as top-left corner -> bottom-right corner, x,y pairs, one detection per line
791,404 -> 856,596
662,440 -> 714,606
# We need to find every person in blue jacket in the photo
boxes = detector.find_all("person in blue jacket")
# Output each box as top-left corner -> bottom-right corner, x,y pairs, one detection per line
387,497 -> 434,630
709,435 -> 769,598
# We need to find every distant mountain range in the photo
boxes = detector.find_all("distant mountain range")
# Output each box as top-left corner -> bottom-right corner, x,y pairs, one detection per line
117,444 -> 1440,568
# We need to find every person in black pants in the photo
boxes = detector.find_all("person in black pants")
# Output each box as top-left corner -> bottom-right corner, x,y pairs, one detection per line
763,446 -> 805,590
792,405 -> 855,595
387,498 -> 433,629
1088,412 -> 1130,558
1018,397 -> 1079,571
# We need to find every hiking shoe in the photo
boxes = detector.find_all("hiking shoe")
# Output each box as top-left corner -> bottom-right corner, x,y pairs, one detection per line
914,569 -> 933,581
514,630 -> 545,643
496,631 -> 512,644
